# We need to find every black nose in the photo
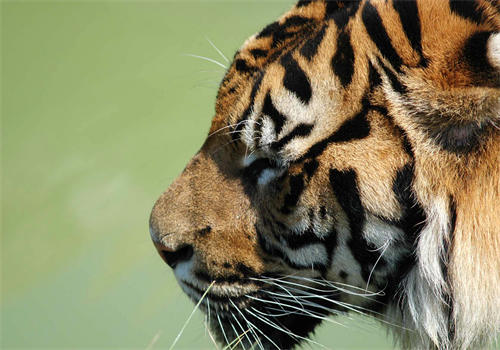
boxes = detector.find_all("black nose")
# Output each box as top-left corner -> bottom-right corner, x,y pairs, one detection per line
160,244 -> 194,269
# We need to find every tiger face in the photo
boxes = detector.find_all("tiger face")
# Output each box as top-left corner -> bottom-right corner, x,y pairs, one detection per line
150,1 -> 500,349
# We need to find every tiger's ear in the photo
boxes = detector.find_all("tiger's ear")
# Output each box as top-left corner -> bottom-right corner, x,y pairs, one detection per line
398,31 -> 500,154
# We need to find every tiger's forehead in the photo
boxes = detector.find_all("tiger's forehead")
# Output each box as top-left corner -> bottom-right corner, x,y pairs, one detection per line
211,0 -> 499,135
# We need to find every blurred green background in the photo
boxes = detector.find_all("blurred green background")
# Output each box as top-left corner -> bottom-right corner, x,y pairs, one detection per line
2,1 -> 392,349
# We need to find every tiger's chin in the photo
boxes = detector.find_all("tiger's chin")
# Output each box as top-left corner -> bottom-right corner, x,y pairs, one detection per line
207,308 -> 324,350
179,277 -> 352,349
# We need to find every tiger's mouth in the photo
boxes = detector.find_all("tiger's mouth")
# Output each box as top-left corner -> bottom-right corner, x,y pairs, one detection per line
177,275 -> 372,349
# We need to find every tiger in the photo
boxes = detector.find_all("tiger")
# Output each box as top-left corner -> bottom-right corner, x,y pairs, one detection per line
149,0 -> 500,349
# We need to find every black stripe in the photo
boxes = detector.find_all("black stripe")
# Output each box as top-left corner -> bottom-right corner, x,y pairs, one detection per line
235,59 -> 256,73
327,1 -> 362,30
271,16 -> 314,48
368,61 -> 382,90
449,0 -> 486,25
299,100 -> 371,160
300,25 -> 327,60
325,1 -> 344,17
233,72 -> 264,141
443,196 -> 457,343
329,168 -> 382,281
257,225 -> 337,275
296,0 -> 312,7
281,174 -> 305,214
242,157 -> 275,185
331,30 -> 355,87
303,159 -> 319,178
392,163 -> 426,243
271,123 -> 314,151
282,15 -> 311,28
257,21 -> 280,38
250,48 -> 268,58
281,227 -> 325,250
392,0 -> 428,67
362,1 -> 404,72
262,92 -> 287,135
373,102 -> 414,158
235,263 -> 258,278
281,52 -> 313,104
256,227 -> 323,270
377,57 -> 407,94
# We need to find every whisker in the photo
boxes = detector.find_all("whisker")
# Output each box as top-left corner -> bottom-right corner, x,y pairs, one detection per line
233,309 -> 280,350
233,304 -> 264,350
206,36 -> 229,63
365,240 -> 390,290
245,307 -> 300,342
228,317 -> 246,350
246,295 -> 341,324
231,312 -> 253,349
210,138 -> 241,156
257,279 -> 305,310
268,284 -> 378,318
183,53 -> 228,69
251,305 -> 298,317
274,275 -> 386,298
217,312 -> 231,347
222,327 -> 251,350
206,322 -> 220,350
246,308 -> 331,350
145,330 -> 161,350
208,119 -> 258,139
270,285 -> 411,331
168,281 -> 215,350
207,298 -> 212,333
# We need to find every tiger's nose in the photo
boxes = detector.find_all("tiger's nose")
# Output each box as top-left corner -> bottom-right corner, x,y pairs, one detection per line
159,244 -> 194,269
149,224 -> 194,269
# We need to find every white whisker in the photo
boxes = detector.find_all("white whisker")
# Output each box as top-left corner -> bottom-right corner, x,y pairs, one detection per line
366,240 -> 391,290
168,281 -> 215,350
217,312 -> 231,347
233,308 -> 280,350
228,317 -> 246,350
206,37 -> 229,63
184,53 -> 228,69
231,312 -> 252,349
246,308 -> 331,350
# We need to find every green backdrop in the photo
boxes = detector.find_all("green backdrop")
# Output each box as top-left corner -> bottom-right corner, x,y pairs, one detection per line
2,1 -> 392,349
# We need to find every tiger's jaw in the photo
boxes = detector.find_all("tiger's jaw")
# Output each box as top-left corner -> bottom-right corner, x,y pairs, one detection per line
175,269 -> 365,350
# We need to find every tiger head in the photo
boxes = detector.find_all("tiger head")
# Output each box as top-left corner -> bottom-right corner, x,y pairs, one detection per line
149,1 -> 500,349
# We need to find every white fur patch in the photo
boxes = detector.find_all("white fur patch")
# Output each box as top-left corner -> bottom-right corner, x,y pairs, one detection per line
259,116 -> 277,147
400,196 -> 451,348
487,32 -> 500,70
278,242 -> 329,267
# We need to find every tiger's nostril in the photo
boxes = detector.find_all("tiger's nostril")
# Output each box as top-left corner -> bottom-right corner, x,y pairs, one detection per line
160,244 -> 194,269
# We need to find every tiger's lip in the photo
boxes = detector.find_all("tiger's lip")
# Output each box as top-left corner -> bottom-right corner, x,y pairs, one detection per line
180,279 -> 259,301
177,279 -> 269,314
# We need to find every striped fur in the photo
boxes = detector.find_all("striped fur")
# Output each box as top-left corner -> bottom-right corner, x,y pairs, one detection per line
150,1 -> 500,349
